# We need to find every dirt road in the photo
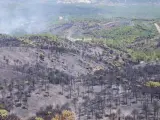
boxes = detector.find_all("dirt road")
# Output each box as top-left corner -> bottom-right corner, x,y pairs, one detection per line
154,23 -> 160,34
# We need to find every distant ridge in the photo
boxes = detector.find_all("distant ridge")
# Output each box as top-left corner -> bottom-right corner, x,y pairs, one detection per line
57,0 -> 160,4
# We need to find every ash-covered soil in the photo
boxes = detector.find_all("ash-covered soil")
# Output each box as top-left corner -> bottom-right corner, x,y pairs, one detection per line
0,34 -> 160,120
0,34 -> 124,118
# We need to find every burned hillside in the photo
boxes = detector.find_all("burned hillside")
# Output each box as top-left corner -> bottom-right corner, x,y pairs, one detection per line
0,33 -> 160,120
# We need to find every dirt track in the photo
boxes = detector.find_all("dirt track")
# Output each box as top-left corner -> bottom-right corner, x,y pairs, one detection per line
154,23 -> 160,34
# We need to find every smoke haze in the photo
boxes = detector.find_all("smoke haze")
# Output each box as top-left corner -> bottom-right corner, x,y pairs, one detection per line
1,0 -> 160,35
0,0 -> 59,35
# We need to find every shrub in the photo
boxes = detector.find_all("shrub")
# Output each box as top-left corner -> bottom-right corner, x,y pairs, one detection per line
35,117 -> 44,120
39,53 -> 45,61
0,109 -> 8,118
145,81 -> 160,87
52,110 -> 75,120
7,114 -> 21,120
48,70 -> 71,84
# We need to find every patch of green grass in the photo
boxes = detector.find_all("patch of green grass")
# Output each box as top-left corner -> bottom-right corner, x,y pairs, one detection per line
18,33 -> 58,47
131,49 -> 160,62
88,21 -> 159,62
37,33 -> 58,41
23,33 -> 58,41
92,22 -> 157,47
0,104 -> 4,109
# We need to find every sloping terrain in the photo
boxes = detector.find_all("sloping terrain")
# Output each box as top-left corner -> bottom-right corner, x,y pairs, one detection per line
49,20 -> 132,39
0,34 -> 129,119
0,31 -> 160,120
0,18 -> 160,120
